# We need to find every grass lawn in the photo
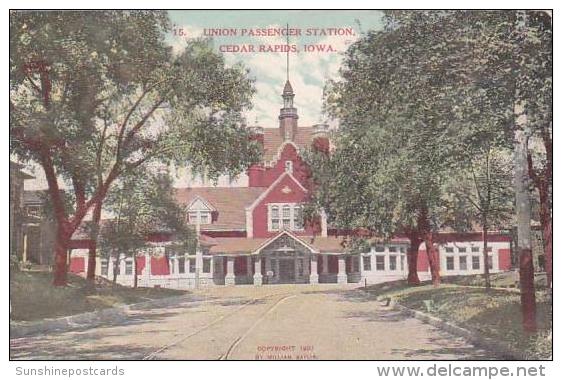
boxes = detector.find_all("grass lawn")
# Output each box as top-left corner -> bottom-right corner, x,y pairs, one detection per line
362,272 -> 552,360
10,270 -> 187,322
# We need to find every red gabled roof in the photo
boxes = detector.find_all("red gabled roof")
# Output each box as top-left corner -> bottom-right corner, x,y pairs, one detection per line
262,127 -> 315,163
175,187 -> 266,230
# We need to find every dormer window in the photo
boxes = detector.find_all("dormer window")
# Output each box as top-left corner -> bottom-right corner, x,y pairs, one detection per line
188,211 -> 211,225
186,196 -> 215,226
284,160 -> 293,173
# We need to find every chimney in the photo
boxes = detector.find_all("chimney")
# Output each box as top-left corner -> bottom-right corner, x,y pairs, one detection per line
312,123 -> 330,154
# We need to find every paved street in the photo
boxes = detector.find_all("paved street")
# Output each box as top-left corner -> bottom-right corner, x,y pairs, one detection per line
10,285 -> 500,360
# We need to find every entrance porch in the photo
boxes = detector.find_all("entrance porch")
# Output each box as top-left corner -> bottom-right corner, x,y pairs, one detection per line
215,232 -> 364,286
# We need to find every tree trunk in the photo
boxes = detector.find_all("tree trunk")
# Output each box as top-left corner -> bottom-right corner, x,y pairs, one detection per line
543,218 -> 552,288
424,232 -> 440,287
86,201 -> 103,283
482,221 -> 491,290
513,95 -> 537,333
53,231 -> 70,286
112,255 -> 119,285
406,235 -> 422,285
537,184 -> 552,288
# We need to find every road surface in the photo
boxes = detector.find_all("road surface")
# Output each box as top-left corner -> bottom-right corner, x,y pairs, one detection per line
10,284 -> 500,360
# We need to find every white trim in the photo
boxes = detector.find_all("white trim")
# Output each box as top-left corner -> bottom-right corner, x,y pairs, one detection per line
246,208 -> 254,238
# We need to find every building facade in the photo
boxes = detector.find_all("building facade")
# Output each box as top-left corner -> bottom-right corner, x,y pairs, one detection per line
67,79 -> 512,288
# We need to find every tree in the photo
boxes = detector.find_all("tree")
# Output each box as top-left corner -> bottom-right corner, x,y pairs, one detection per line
447,146 -> 514,289
10,11 -> 260,286
323,10 -> 550,331
99,170 -> 196,288
316,11 -> 482,286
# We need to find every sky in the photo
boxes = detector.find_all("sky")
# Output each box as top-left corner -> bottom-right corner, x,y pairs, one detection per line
168,10 -> 384,128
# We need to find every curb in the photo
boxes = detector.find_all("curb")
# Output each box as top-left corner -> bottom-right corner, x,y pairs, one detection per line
382,297 -> 527,360
9,294 -> 199,339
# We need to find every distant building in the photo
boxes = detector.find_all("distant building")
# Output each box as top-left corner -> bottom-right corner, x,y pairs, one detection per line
67,76 -> 513,288
9,161 -> 34,260
21,190 -> 57,266
9,161 -> 57,267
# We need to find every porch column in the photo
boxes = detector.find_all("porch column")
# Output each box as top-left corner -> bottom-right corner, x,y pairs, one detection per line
247,256 -> 253,279
309,255 -> 319,284
358,254 -> 365,283
144,252 -> 152,286
83,252 -> 89,278
253,256 -> 263,285
22,231 -> 28,263
224,256 -> 235,285
322,255 -> 328,274
337,255 -> 347,284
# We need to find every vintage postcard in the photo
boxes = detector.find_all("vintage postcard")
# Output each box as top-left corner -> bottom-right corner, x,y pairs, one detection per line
8,8 -> 552,369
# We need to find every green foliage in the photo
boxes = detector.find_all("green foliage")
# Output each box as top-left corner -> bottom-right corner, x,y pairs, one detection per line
9,10 -> 260,236
310,11 -> 550,240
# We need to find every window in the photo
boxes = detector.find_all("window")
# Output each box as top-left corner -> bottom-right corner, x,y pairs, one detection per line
400,255 -> 405,270
27,205 -> 41,217
363,256 -> 372,271
376,256 -> 385,271
284,160 -> 293,173
472,256 -> 480,270
374,245 -> 385,253
271,206 -> 280,231
471,246 -> 480,253
101,260 -> 108,276
189,258 -> 196,273
446,257 -> 455,271
125,260 -> 133,275
459,256 -> 467,270
400,247 -> 406,253
389,256 -> 397,271
297,259 -> 304,276
282,205 -> 291,229
459,247 -> 467,253
203,258 -> 211,273
178,257 -> 185,274
389,246 -> 397,253
188,212 -> 198,224
269,204 -> 303,231
445,247 -> 454,253
199,212 -> 210,224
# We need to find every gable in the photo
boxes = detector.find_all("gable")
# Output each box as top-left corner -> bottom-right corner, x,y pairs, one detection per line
248,173 -> 310,238
187,197 -> 214,211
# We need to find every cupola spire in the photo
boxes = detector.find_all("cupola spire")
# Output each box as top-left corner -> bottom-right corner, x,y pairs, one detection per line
279,23 -> 298,141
